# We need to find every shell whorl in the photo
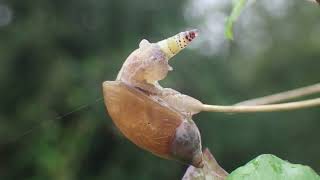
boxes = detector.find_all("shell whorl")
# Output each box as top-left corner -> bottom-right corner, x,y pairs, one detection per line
157,29 -> 198,59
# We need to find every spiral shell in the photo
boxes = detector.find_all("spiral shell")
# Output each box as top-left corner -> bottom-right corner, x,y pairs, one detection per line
103,81 -> 203,167
103,30 -> 203,167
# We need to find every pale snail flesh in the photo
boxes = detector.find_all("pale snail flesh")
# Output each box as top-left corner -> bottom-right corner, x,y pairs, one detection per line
103,30 -> 204,167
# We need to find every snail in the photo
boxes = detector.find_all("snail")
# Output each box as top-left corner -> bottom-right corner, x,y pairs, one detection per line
103,30 -> 205,168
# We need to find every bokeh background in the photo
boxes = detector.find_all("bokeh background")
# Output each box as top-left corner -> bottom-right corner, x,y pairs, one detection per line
0,0 -> 319,179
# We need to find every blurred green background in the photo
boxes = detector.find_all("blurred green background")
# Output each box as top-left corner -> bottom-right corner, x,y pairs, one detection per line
0,0 -> 319,179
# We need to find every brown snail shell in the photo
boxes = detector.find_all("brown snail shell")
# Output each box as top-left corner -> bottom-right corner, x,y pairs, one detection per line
103,81 -> 203,168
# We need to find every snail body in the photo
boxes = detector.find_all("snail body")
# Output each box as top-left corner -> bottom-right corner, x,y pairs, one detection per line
103,81 -> 203,167
103,30 -> 204,167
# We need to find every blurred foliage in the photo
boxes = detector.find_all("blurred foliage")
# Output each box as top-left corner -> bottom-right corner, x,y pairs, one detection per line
225,0 -> 248,40
0,0 -> 319,180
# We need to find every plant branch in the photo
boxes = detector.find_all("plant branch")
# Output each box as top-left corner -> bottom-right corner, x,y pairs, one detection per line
234,83 -> 320,106
201,97 -> 320,113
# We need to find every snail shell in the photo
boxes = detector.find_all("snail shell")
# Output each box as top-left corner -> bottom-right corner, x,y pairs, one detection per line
103,30 -> 203,167
103,81 -> 203,167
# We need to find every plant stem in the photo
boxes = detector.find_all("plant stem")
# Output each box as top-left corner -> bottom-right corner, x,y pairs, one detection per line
201,97 -> 320,113
234,83 -> 320,106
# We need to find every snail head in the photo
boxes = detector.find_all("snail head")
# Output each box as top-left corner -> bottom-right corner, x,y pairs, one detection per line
117,29 -> 199,86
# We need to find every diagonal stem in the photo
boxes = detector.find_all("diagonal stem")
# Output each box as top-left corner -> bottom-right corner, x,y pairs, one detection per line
201,97 -> 320,113
234,83 -> 320,106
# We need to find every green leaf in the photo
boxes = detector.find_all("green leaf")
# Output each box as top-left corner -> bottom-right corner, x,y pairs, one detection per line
227,154 -> 320,180
225,0 -> 248,40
